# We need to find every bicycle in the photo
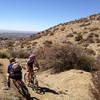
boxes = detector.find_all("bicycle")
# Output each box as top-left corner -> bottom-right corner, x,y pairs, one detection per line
13,79 -> 31,100
24,69 -> 40,93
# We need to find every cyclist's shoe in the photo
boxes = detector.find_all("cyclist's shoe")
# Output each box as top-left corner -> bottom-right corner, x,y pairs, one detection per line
27,82 -> 33,87
2,86 -> 10,90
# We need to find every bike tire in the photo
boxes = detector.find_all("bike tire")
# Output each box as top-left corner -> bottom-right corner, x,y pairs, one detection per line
13,80 -> 31,99
13,80 -> 25,96
32,75 -> 39,93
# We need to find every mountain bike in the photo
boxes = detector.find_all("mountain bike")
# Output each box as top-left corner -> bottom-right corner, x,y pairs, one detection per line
13,79 -> 31,100
24,69 -> 40,93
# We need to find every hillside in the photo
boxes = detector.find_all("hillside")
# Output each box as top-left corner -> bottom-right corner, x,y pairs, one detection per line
11,13 -> 100,56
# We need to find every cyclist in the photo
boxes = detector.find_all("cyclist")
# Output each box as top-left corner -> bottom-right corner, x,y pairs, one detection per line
7,58 -> 16,89
7,59 -> 24,87
26,53 -> 40,83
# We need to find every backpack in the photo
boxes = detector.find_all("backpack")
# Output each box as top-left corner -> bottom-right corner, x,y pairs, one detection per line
12,62 -> 22,73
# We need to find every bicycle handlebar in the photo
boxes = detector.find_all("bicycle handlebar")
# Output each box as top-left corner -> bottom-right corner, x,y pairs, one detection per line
32,69 -> 39,72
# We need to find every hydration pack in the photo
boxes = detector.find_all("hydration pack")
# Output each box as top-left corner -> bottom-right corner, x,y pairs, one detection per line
12,62 -> 22,73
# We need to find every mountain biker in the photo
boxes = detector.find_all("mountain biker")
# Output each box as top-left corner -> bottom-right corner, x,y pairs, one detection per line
7,58 -> 23,89
7,58 -> 16,89
26,53 -> 40,83
7,59 -> 32,99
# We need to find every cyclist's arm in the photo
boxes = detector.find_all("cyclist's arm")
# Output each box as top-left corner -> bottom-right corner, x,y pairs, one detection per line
34,58 -> 40,70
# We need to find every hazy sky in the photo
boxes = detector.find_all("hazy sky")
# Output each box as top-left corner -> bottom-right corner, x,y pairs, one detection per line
0,0 -> 100,31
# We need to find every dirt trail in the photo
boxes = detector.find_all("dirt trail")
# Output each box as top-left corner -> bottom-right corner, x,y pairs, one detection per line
0,59 -> 94,100
27,70 -> 94,100
0,59 -> 23,100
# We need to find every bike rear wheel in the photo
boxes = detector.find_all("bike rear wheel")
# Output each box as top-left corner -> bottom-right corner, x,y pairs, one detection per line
13,80 -> 31,99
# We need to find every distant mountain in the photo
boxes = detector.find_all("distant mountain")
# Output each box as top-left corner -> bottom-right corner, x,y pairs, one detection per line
0,30 -> 37,40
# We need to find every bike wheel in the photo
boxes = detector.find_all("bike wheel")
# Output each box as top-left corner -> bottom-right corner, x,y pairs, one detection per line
21,86 -> 31,100
13,80 -> 31,99
13,80 -> 25,96
32,76 -> 39,93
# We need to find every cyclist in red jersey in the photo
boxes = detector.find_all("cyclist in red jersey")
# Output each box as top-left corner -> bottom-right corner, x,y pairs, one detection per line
26,53 -> 40,83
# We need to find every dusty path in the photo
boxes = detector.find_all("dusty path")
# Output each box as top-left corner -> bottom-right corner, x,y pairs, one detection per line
27,70 -> 94,100
0,59 -> 94,100
0,64 -> 23,100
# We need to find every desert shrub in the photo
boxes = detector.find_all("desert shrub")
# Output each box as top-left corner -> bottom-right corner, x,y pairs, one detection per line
20,43 -> 24,48
80,22 -> 90,27
96,39 -> 100,43
0,51 -> 10,58
60,27 -> 65,31
90,27 -> 99,31
30,34 -> 42,40
66,34 -> 74,37
43,40 -> 52,47
82,43 -> 90,48
0,63 -> 3,66
49,32 -> 54,36
53,27 -> 59,32
95,34 -> 99,37
37,44 -> 95,73
9,50 -> 30,58
86,49 -> 96,55
32,42 -> 37,46
6,41 -> 14,47
75,34 -> 83,41
96,16 -> 100,20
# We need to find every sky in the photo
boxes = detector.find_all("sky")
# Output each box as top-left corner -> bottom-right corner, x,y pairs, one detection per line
0,0 -> 100,31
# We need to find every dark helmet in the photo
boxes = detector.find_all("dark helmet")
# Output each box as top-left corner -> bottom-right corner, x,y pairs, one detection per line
9,58 -> 15,63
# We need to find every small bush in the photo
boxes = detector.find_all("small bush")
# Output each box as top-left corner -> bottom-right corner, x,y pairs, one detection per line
43,40 -> 52,47
9,50 -> 30,58
60,27 -> 65,31
66,34 -> 74,37
75,34 -> 83,41
90,27 -> 99,31
80,22 -> 90,27
0,51 -> 10,58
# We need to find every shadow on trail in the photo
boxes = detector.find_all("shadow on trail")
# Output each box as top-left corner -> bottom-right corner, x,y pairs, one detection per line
33,86 -> 59,95
31,97 -> 40,100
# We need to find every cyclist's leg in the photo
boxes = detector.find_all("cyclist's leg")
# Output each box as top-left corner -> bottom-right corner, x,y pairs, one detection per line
29,68 -> 33,83
19,80 -> 28,90
16,80 -> 31,99
28,72 -> 32,82
27,66 -> 32,82
7,75 -> 11,88
30,71 -> 33,82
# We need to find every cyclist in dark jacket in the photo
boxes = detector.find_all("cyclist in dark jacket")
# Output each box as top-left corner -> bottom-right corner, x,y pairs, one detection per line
7,58 -> 16,89
7,58 -> 22,88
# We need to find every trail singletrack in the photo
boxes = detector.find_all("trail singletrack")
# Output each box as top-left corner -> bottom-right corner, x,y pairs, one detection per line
0,59 -> 94,100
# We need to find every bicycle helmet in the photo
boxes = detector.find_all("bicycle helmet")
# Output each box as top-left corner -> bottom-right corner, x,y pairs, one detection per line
29,53 -> 36,59
9,58 -> 15,63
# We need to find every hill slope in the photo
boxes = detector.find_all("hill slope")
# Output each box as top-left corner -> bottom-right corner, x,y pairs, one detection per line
12,13 -> 100,56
